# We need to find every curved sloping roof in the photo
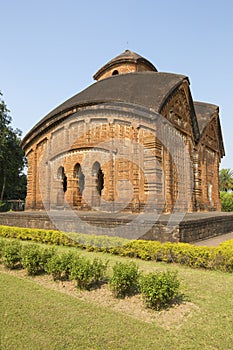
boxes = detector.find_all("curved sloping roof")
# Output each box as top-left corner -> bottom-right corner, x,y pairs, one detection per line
194,101 -> 225,157
194,101 -> 218,135
93,50 -> 157,80
57,71 -> 186,114
22,71 -> 189,149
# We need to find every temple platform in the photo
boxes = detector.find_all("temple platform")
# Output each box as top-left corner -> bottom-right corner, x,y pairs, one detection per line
1,210 -> 233,243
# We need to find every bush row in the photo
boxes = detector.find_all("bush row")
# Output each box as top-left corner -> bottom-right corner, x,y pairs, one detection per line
0,238 -> 108,289
0,226 -> 128,252
109,261 -> 180,310
118,240 -> 233,272
0,226 -> 233,272
0,237 -> 180,310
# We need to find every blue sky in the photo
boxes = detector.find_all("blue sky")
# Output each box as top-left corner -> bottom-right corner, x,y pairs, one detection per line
1,0 -> 233,169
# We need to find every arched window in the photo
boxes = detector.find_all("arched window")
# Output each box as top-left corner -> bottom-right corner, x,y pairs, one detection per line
74,163 -> 85,195
92,161 -> 104,196
57,166 -> 67,193
112,69 -> 119,76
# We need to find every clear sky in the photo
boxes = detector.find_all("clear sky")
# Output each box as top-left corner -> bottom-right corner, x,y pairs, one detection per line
1,0 -> 233,169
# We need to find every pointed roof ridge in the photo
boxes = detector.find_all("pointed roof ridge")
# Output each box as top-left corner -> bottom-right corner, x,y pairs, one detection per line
107,49 -> 155,65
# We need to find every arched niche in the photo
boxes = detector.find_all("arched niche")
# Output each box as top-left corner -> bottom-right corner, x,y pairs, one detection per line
74,163 -> 85,194
57,166 -> 67,206
73,163 -> 85,207
92,161 -> 104,207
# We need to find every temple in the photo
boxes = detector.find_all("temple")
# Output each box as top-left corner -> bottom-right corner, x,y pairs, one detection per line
21,50 -> 225,213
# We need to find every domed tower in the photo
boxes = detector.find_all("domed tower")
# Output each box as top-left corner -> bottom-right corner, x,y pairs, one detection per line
93,49 -> 157,81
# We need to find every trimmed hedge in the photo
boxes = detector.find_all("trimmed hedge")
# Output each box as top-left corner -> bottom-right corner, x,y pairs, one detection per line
0,225 -> 233,272
117,240 -> 233,272
0,226 -> 78,247
0,226 -> 128,252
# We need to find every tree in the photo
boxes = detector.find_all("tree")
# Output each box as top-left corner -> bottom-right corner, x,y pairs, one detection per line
219,168 -> 233,192
0,92 -> 26,201
220,191 -> 233,212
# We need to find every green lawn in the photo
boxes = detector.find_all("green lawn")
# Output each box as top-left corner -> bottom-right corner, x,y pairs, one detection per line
1,246 -> 233,350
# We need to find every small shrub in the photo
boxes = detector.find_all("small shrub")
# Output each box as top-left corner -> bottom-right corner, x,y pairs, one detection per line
45,251 -> 75,280
2,239 -> 22,269
21,244 -> 55,275
91,258 -> 108,285
70,256 -> 108,290
140,270 -> 180,310
109,261 -> 140,298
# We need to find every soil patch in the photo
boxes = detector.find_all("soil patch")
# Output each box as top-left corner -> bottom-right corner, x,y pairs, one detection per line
0,265 -> 199,329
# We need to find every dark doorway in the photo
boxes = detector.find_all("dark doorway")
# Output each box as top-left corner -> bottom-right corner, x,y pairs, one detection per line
92,162 -> 104,207
92,161 -> 104,196
57,166 -> 67,206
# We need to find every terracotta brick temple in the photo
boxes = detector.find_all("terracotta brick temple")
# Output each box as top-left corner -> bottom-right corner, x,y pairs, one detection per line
21,50 -> 225,214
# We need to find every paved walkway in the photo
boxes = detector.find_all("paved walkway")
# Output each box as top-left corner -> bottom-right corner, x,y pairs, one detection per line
194,231 -> 233,247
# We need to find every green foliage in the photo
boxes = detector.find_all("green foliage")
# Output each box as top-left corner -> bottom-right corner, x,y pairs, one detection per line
45,251 -> 75,280
0,92 -> 26,201
9,173 -> 27,200
219,168 -> 233,192
1,264 -> 233,349
118,240 -> 168,261
0,226 -> 78,247
1,225 -> 233,273
0,200 -> 10,212
140,270 -> 180,310
109,261 -> 140,298
0,225 -> 128,251
1,239 -> 22,268
169,244 -> 216,269
21,244 -> 55,275
220,191 -> 233,212
66,231 -> 129,252
0,237 -> 5,258
214,239 -> 233,272
119,240 -> 233,272
70,256 -> 108,290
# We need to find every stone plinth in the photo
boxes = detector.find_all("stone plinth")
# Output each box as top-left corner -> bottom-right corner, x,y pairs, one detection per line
0,211 -> 233,244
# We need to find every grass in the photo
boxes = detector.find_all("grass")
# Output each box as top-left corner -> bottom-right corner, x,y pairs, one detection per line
1,242 -> 233,349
